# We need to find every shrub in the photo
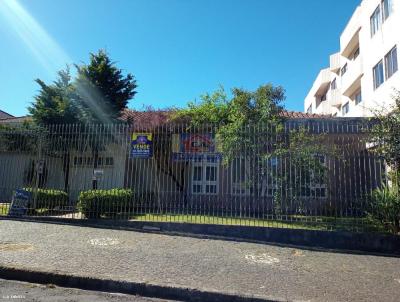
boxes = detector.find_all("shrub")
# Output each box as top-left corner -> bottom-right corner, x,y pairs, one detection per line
23,188 -> 69,210
77,188 -> 134,218
367,185 -> 400,234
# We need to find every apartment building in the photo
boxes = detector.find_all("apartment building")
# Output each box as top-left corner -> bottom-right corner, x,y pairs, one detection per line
304,0 -> 399,117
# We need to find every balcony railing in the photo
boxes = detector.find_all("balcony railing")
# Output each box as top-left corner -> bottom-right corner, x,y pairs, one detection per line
341,56 -> 363,97
330,53 -> 341,73
340,5 -> 362,58
330,89 -> 342,107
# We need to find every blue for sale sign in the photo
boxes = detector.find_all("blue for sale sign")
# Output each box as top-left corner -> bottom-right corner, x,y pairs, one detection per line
8,189 -> 32,216
130,133 -> 153,158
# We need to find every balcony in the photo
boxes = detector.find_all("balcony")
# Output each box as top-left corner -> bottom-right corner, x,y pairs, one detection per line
340,5 -> 362,58
330,53 -> 341,73
341,56 -> 363,97
330,89 -> 342,107
313,68 -> 331,96
315,100 -> 332,114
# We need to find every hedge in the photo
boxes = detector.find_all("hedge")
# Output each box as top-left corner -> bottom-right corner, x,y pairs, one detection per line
77,188 -> 134,218
23,188 -> 69,209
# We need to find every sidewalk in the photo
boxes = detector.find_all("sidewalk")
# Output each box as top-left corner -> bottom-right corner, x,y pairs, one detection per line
0,220 -> 399,302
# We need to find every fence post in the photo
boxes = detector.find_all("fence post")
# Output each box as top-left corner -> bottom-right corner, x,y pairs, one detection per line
32,131 -> 43,210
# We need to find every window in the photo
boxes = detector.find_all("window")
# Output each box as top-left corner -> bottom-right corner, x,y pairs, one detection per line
352,47 -> 360,60
73,156 -> 114,167
342,102 -> 349,115
263,157 -> 279,197
382,0 -> 392,21
341,64 -> 347,76
354,90 -> 362,105
373,60 -> 385,89
385,46 -> 398,79
300,155 -> 327,198
370,5 -> 381,37
331,78 -> 337,90
231,157 -> 250,195
307,105 -> 312,114
320,91 -> 327,102
192,162 -> 218,195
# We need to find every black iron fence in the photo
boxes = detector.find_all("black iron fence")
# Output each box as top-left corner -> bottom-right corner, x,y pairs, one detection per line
0,120 -> 393,233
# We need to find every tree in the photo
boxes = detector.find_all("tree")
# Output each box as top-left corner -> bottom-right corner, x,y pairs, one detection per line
29,67 -> 79,125
27,50 -> 138,191
74,50 -> 137,188
171,84 -> 331,216
74,49 -> 137,123
368,90 -> 400,233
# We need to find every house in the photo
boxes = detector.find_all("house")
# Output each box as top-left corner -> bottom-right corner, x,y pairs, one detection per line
0,109 -> 384,217
304,0 -> 399,117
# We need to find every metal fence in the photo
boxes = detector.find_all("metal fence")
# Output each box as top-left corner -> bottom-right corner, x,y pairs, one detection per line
0,120 -> 389,232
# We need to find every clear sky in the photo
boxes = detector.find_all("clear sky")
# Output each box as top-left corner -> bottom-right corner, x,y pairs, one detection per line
0,0 -> 360,117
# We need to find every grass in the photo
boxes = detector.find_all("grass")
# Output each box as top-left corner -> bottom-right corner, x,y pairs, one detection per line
128,213 -> 385,233
0,202 -> 385,233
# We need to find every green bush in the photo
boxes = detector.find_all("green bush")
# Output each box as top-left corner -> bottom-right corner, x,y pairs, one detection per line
23,188 -> 69,209
77,188 -> 134,218
368,185 -> 400,234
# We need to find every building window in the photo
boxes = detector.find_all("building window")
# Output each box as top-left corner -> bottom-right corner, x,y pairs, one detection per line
231,157 -> 250,195
73,156 -> 114,167
320,91 -> 327,102
352,47 -> 360,60
385,46 -> 398,79
354,90 -> 362,105
307,105 -> 312,114
331,78 -> 337,90
192,162 -> 218,195
263,157 -> 279,197
341,64 -> 347,76
370,5 -> 381,37
382,0 -> 392,21
342,102 -> 349,115
373,60 -> 385,89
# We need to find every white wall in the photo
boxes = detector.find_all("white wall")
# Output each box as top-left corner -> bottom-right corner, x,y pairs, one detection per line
304,0 -> 400,117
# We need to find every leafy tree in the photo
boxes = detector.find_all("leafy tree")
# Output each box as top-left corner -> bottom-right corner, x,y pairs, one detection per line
27,50 -> 138,191
169,84 -> 330,216
74,50 -> 137,188
367,90 -> 400,233
74,49 -> 137,123
29,67 -> 79,125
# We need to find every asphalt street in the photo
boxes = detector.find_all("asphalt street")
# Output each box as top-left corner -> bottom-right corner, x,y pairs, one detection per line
0,279 -> 176,302
0,220 -> 399,301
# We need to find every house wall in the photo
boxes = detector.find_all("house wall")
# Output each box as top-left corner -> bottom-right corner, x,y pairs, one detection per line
0,152 -> 64,202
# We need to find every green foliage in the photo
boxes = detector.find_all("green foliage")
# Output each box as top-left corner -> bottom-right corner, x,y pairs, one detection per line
368,183 -> 400,234
23,188 -> 69,209
29,67 -> 80,125
370,90 -> 400,168
75,49 -> 137,123
173,84 -> 285,163
77,188 -> 134,218
29,50 -> 137,125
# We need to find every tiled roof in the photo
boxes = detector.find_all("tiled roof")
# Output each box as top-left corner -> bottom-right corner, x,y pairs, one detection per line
0,116 -> 32,124
120,109 -> 170,128
120,109 -> 331,127
280,111 -> 332,119
0,110 -> 14,120
0,110 -> 332,126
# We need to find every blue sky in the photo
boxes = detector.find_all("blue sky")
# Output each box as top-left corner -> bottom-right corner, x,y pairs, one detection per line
0,0 -> 360,117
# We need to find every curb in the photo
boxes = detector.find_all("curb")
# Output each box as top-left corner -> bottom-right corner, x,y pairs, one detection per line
1,216 -> 400,256
0,266 -> 280,302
